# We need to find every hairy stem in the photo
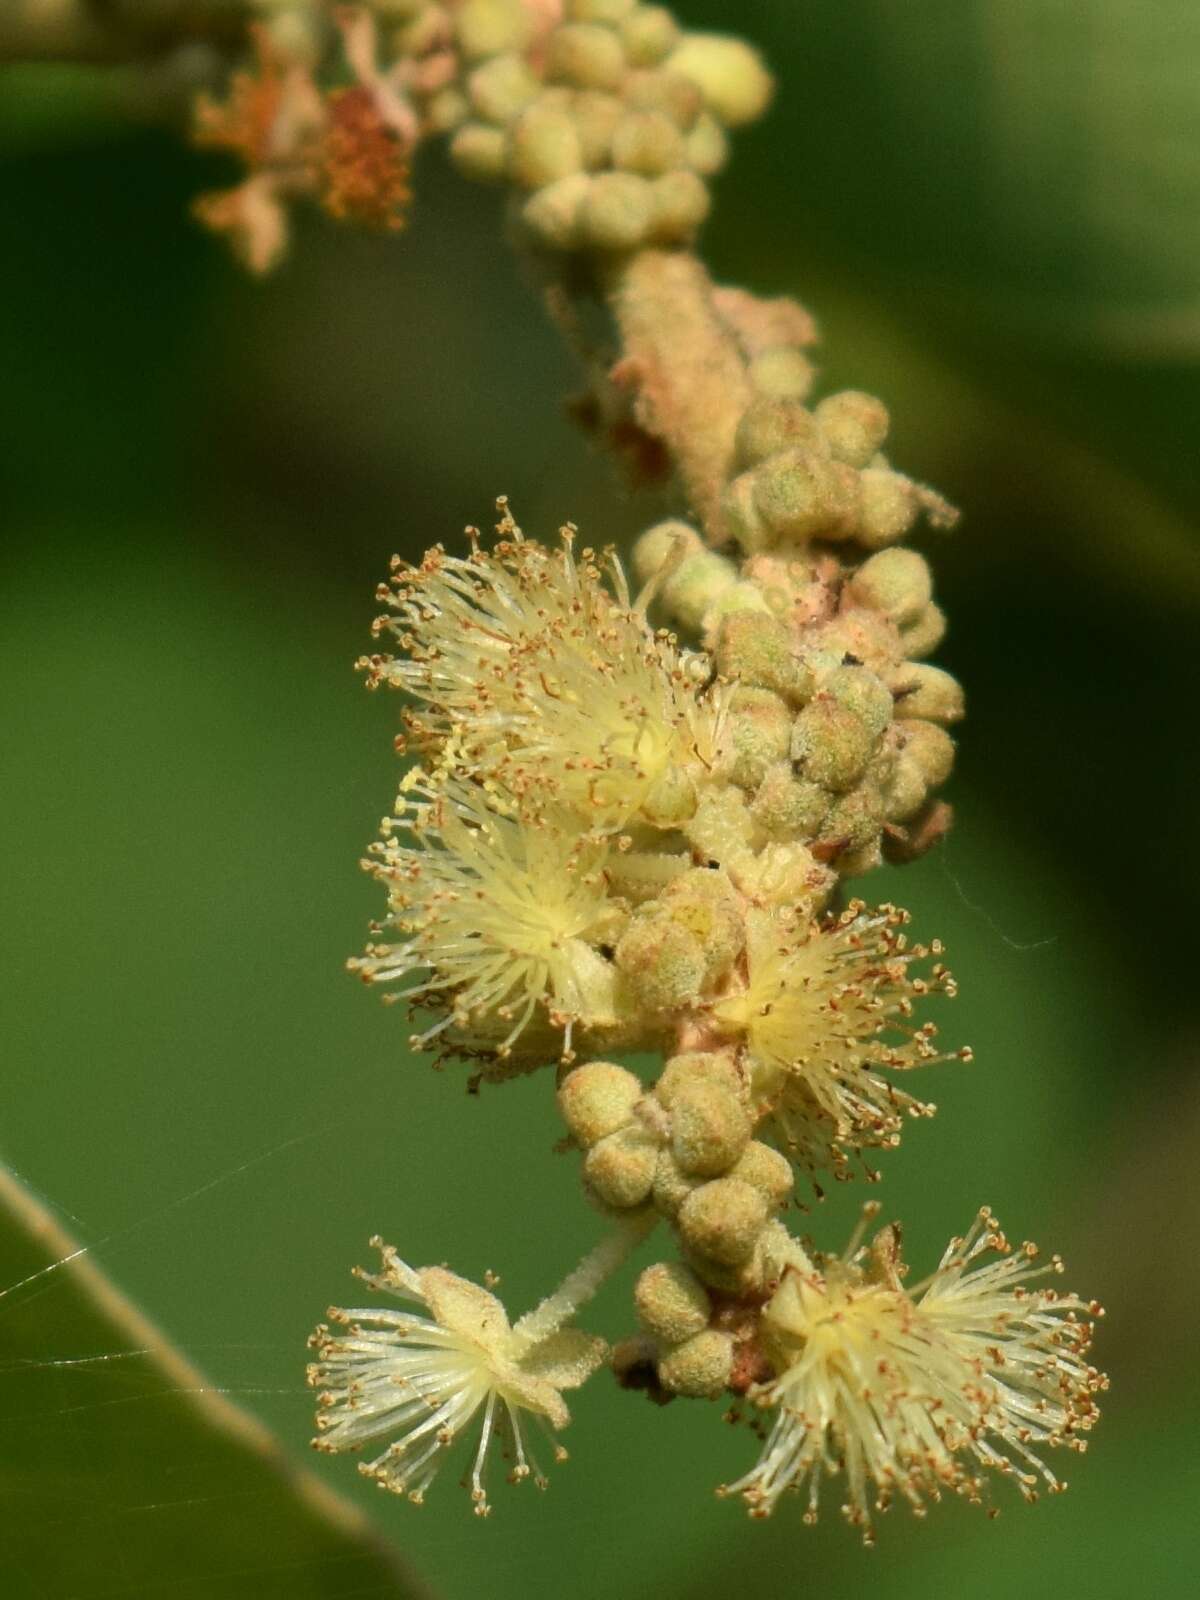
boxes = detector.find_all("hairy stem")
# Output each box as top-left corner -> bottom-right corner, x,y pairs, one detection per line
509,1208 -> 656,1357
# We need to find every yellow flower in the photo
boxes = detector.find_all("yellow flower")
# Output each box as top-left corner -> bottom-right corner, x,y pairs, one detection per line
720,1207 -> 1106,1539
713,902 -> 969,1181
309,1240 -> 606,1514
359,509 -> 724,829
350,773 -> 627,1057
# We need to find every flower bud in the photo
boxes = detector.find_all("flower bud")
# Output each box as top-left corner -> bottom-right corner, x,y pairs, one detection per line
850,547 -> 933,625
604,848 -> 689,904
662,548 -> 739,631
876,752 -> 927,823
791,696 -> 880,792
893,664 -> 965,725
656,1049 -> 744,1109
684,783 -> 756,864
683,111 -> 729,175
427,88 -> 469,133
521,172 -> 591,248
722,470 -> 772,555
897,718 -> 955,788
817,784 -> 883,858
753,448 -> 846,542
507,100 -> 585,188
615,914 -> 705,1013
823,664 -> 894,741
657,1329 -> 733,1397
455,0 -> 532,60
468,52 -> 540,124
815,389 -> 890,468
729,1140 -> 793,1208
735,397 -> 821,470
624,67 -> 703,127
579,171 -> 655,250
729,840 -> 833,914
657,869 -> 745,984
749,762 -> 830,839
557,1060 -> 643,1146
748,346 -> 815,401
666,34 -> 773,126
572,90 -> 623,167
611,108 -> 685,173
651,1147 -> 704,1216
568,0 -> 636,20
632,517 -> 701,583
726,685 -> 793,790
679,1176 -> 769,1265
670,1080 -> 751,1177
715,611 -> 815,703
584,1124 -> 658,1208
858,467 -> 917,548
634,1261 -> 711,1342
620,5 -> 680,66
647,169 -> 711,242
900,601 -> 947,659
641,765 -> 698,825
546,22 -> 626,91
450,121 -> 508,183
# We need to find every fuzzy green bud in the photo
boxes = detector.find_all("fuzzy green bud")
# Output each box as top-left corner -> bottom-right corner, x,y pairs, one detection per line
684,111 -> 729,175
468,52 -> 540,124
450,121 -> 508,183
521,172 -> 591,248
568,0 -> 636,20
729,839 -> 833,913
662,548 -> 738,631
815,389 -> 890,468
748,346 -> 816,401
722,470 -> 772,556
679,1176 -> 769,1265
666,34 -> 773,126
753,448 -> 854,543
749,762 -> 831,838
624,66 -> 703,127
735,397 -> 821,470
715,611 -> 814,703
824,664 -> 894,741
684,783 -> 756,865
571,90 -> 623,167
894,664 -> 965,725
725,686 -> 793,790
657,1329 -> 733,1397
791,696 -> 880,792
615,914 -> 705,1013
633,1261 -> 710,1342
620,5 -> 680,66
877,752 -> 928,823
858,467 -> 918,548
657,869 -> 745,984
647,169 -> 711,242
579,170 -> 654,249
900,601 -> 947,659
897,717 -> 955,788
670,1079 -> 752,1177
641,765 -> 698,826
611,108 -> 685,173
729,1140 -> 793,1208
818,785 -> 883,862
850,547 -> 933,626
557,1060 -> 643,1146
507,99 -> 585,187
651,1147 -> 703,1217
455,0 -> 532,60
584,1124 -> 658,1208
655,1050 -> 744,1110
632,518 -> 701,583
546,22 -> 626,90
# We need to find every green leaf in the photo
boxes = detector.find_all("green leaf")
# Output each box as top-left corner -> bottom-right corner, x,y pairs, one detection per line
0,1163 -> 430,1600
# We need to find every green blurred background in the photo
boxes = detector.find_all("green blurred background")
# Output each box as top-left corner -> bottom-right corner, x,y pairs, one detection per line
2,1 -> 1198,1596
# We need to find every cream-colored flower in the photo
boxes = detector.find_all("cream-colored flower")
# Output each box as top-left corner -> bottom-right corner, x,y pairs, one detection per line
713,902 -> 969,1181
720,1207 -> 1106,1538
359,510 -> 724,829
308,1239 -> 607,1514
350,773 -> 627,1057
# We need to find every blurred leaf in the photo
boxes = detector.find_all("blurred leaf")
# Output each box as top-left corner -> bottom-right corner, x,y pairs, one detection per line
0,1163 -> 428,1600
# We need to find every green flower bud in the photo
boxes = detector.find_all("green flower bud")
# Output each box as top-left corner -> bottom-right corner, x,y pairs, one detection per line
655,1049 -> 745,1110
817,785 -> 883,863
624,67 -> 703,127
455,0 -> 532,60
546,22 -> 626,90
468,52 -> 541,124
715,611 -> 814,702
721,470 -> 772,556
858,467 -> 917,548
571,89 -> 624,167
657,1329 -> 733,1397
850,547 -> 933,626
729,1140 -> 793,1208
670,1079 -> 752,1176
507,99 -> 585,188
893,664 -> 965,725
729,839 -> 833,913
702,579 -> 772,638
611,108 -> 685,173
427,87 -> 469,133
815,389 -> 890,468
651,1147 -> 704,1216
900,600 -> 947,659
620,5 -> 680,66
634,1261 -> 711,1342
641,765 -> 698,826
725,687 -> 793,790
615,914 -> 705,1013
679,1176 -> 769,1265
632,517 -> 701,584
568,0 -> 636,20
450,121 -> 508,183
877,752 -> 927,823
823,664 -> 894,741
647,169 -> 711,242
662,548 -> 738,631
749,762 -> 831,839
683,110 -> 729,175
557,1060 -> 643,1146
748,346 -> 816,400
584,1124 -> 658,1208
791,696 -> 881,792
684,783 -> 756,865
521,172 -> 592,249
579,170 -> 654,250
897,717 -> 955,787
658,869 -> 745,984
753,448 -> 855,543
666,34 -> 773,127
735,397 -> 821,470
